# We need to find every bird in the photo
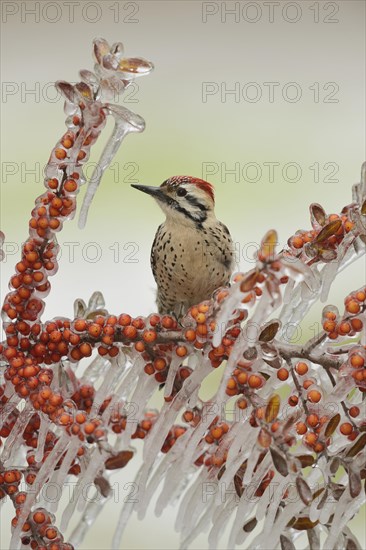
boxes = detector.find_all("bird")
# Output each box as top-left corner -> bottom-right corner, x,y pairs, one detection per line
131,176 -> 235,317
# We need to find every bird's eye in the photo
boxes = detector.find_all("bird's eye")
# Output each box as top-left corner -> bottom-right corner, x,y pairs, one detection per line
177,188 -> 187,197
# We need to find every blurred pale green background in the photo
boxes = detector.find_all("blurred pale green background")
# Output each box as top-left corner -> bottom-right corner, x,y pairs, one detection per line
1,1 -> 365,548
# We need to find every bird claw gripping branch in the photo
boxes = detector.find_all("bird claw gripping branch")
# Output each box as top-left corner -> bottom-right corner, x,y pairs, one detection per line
1,38 -> 366,550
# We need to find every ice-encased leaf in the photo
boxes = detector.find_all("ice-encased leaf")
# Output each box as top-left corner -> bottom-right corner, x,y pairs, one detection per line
87,290 -> 105,311
329,457 -> 340,475
94,475 -> 112,497
79,69 -> 99,86
346,433 -> 366,457
73,297 -> 86,317
310,203 -> 326,226
110,41 -> 124,58
259,229 -> 278,261
361,199 -> 366,215
118,57 -> 154,75
243,517 -> 257,532
55,80 -> 77,103
270,447 -> 289,477
324,413 -> 341,437
280,534 -> 296,550
75,81 -> 94,101
239,269 -> 259,292
105,450 -> 134,470
348,465 -> 362,498
315,219 -> 342,243
99,76 -> 126,101
290,516 -> 319,530
93,37 -> 111,65
86,308 -> 108,320
295,454 -> 315,468
296,475 -> 312,505
265,394 -> 280,423
259,320 -> 281,343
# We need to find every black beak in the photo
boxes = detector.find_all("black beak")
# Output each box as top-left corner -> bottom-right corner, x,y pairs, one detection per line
131,184 -> 164,200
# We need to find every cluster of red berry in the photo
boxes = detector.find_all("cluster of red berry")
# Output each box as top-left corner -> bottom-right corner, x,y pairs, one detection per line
0,467 -> 72,550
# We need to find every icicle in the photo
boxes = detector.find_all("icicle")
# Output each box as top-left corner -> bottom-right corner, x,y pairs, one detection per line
34,413 -> 50,463
10,434 -> 69,550
137,430 -> 191,518
338,237 -> 365,274
236,518 -> 263,548
217,424 -> 254,491
60,447 -> 107,532
283,277 -> 295,305
320,260 -> 340,303
251,473 -> 298,548
48,436 -> 80,513
214,319 -> 256,407
308,486 -> 325,524
213,285 -> 243,347
69,493 -> 110,548
318,493 -> 336,525
208,496 -> 237,550
89,358 -> 117,416
175,468 -> 211,534
142,359 -> 212,465
253,470 -> 289,539
155,464 -> 184,517
278,284 -> 302,330
180,402 -> 221,472
81,354 -> 111,384
254,462 -> 278,522
4,380 -> 20,399
155,451 -> 197,518
324,488 -> 365,549
252,482 -> 305,550
242,445 -> 261,485
121,374 -> 156,447
77,452 -> 107,514
179,498 -> 214,549
218,422 -> 245,468
320,233 -> 354,302
281,256 -> 319,292
180,471 -> 216,541
0,393 -> 21,432
250,285 -> 276,326
78,104 -> 145,229
227,481 -> 259,549
137,457 -> 168,519
270,504 -> 305,549
2,402 -> 33,464
164,355 -> 183,399
111,466 -> 143,550
113,354 -> 142,402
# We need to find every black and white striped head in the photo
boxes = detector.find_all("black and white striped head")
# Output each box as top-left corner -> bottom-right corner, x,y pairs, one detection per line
131,176 -> 216,227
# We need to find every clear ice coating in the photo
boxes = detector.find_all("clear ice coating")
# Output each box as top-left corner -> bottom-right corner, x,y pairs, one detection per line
55,37 -> 153,230
0,36 -> 366,550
